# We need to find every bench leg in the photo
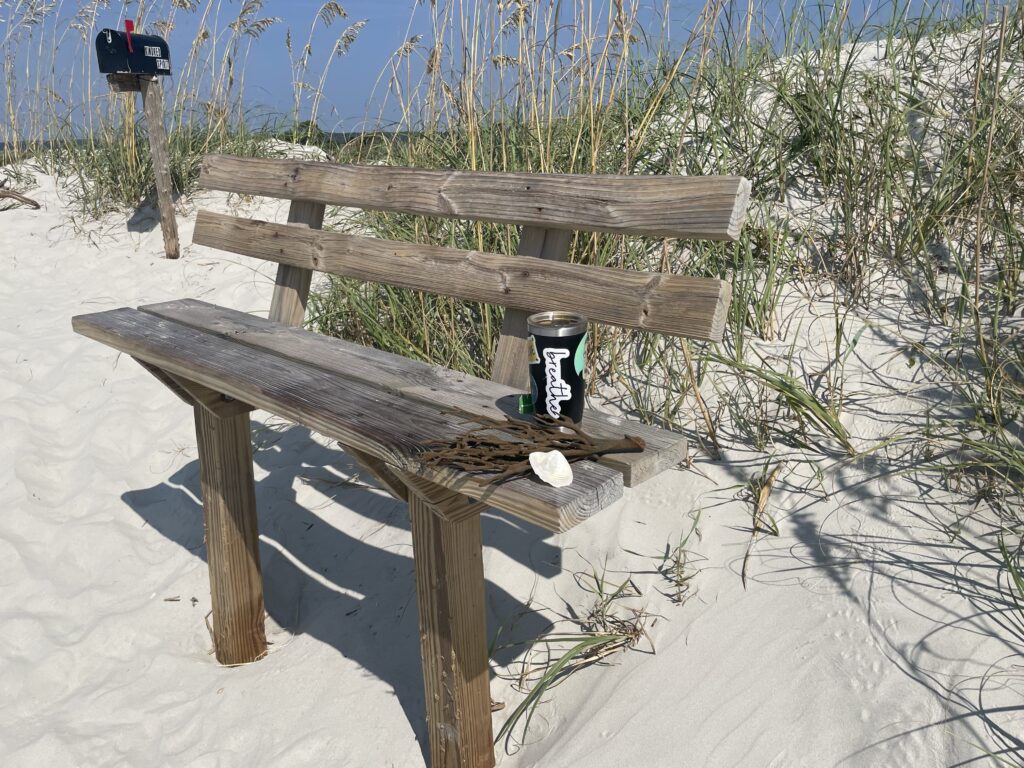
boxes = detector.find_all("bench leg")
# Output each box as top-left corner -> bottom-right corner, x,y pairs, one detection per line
408,487 -> 495,768
194,405 -> 268,665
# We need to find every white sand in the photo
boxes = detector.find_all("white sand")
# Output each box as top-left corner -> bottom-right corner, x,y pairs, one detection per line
0,172 -> 1014,767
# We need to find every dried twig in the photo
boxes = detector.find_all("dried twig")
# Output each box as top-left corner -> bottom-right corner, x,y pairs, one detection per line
741,461 -> 785,588
418,415 -> 645,485
0,179 -> 41,210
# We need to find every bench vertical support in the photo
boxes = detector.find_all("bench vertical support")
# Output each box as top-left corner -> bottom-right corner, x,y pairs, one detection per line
490,226 -> 572,388
409,486 -> 495,768
268,199 -> 325,325
194,404 -> 267,665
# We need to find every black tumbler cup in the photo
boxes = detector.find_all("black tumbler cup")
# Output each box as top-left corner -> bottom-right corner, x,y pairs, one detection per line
527,311 -> 588,424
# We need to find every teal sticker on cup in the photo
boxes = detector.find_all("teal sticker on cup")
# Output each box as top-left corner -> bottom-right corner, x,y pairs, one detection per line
574,332 -> 587,375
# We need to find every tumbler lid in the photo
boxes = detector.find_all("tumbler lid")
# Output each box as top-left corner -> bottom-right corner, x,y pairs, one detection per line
527,311 -> 588,337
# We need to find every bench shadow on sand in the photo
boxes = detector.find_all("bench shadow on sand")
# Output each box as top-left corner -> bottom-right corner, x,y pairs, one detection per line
121,421 -> 560,762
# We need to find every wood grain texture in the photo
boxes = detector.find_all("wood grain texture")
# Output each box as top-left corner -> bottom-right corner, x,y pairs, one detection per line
409,488 -> 495,768
415,459 -> 622,533
267,200 -> 325,326
193,211 -> 731,341
490,227 -> 572,390
140,78 -> 180,259
137,358 -> 253,417
199,154 -> 750,240
401,474 -> 485,524
139,299 -> 687,487
194,404 -> 267,665
72,308 -> 623,532
349,450 -> 411,503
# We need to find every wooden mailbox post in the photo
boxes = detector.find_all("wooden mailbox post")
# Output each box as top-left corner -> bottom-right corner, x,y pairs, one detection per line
99,24 -> 179,260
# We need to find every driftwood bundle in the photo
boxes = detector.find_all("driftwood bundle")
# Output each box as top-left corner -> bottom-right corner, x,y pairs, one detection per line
418,415 -> 645,485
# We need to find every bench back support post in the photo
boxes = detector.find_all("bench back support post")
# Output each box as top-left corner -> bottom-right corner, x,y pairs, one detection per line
490,226 -> 572,389
268,200 -> 325,325
194,404 -> 267,665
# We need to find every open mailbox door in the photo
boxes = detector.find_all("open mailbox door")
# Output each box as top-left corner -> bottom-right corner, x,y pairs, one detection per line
95,24 -> 171,77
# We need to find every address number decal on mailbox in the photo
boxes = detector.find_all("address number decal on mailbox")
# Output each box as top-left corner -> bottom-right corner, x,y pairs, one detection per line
95,27 -> 172,77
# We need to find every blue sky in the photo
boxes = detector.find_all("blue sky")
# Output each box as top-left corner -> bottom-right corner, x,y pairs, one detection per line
115,1 -> 426,130
110,0 -> 682,131
5,0 -> 972,134
142,0 -> 939,130
218,1 -> 419,129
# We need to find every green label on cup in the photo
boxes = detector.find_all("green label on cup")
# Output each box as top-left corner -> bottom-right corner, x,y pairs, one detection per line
574,332 -> 587,375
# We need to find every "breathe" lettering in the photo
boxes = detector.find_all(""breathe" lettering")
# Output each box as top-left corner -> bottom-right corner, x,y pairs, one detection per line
543,347 -> 572,416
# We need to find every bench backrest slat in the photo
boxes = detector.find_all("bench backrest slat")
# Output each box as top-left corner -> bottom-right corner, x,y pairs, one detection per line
193,210 -> 730,341
199,154 -> 750,240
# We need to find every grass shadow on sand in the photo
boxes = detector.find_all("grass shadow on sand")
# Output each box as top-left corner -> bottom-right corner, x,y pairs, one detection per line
748,455 -> 1024,766
121,421 -> 559,763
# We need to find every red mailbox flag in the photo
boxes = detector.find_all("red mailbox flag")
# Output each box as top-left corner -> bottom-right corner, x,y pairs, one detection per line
124,19 -> 134,53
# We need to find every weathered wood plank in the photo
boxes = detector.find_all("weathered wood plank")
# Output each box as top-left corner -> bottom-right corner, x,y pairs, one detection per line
417,459 -> 621,533
139,299 -> 687,486
401,474 -> 485,524
193,211 -> 731,342
199,155 -> 750,240
72,308 -> 622,532
490,227 -> 572,390
140,77 -> 180,259
194,404 -> 267,665
165,371 -> 254,418
408,486 -> 495,768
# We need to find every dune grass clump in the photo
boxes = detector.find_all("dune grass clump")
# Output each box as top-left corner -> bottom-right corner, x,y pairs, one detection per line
492,565 -> 652,751
308,1 -> 1022,465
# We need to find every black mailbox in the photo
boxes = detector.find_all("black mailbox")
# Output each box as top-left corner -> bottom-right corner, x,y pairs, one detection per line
95,28 -> 171,76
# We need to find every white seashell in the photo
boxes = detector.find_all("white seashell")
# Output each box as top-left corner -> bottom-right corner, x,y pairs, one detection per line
528,450 -> 573,488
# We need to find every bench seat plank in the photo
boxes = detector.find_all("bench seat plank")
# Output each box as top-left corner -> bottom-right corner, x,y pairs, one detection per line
138,299 -> 688,486
72,307 -> 623,532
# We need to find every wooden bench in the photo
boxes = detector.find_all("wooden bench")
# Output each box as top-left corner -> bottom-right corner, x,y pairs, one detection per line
72,155 -> 749,768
